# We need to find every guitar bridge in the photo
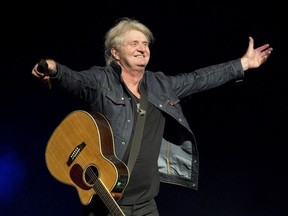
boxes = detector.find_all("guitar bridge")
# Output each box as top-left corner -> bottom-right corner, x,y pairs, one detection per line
67,142 -> 86,166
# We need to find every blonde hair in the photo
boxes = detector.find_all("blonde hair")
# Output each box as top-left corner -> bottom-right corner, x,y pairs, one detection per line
104,17 -> 154,65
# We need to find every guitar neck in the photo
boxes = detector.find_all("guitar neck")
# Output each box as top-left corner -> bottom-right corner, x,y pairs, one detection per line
94,178 -> 125,216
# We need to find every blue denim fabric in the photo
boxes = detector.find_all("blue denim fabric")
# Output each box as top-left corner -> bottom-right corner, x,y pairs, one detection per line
51,59 -> 244,190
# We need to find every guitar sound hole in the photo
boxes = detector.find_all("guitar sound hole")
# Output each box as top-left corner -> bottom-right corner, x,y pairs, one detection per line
84,165 -> 99,186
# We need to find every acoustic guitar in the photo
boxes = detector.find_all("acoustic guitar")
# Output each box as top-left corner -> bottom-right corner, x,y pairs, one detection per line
45,110 -> 129,216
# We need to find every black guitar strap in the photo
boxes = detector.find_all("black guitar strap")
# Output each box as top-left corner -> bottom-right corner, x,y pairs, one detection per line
127,83 -> 148,173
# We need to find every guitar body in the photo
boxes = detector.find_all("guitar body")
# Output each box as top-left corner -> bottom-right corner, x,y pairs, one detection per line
45,110 -> 129,215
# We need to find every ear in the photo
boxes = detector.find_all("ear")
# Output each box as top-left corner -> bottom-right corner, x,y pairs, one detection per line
111,48 -> 120,60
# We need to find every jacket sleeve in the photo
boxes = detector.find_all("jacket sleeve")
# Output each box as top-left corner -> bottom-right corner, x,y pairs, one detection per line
170,59 -> 244,98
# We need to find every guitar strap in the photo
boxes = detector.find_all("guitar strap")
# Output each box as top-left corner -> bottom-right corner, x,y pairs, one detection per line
127,83 -> 148,173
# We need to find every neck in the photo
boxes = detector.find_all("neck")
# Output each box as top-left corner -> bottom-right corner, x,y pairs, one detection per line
121,69 -> 144,99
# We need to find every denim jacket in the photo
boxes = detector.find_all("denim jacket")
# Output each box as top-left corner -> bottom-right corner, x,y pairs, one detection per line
51,59 -> 244,191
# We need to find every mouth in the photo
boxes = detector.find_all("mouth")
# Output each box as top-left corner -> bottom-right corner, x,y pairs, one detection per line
135,55 -> 145,58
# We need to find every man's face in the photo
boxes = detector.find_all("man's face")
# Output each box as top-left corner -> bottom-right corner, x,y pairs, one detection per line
118,30 -> 150,71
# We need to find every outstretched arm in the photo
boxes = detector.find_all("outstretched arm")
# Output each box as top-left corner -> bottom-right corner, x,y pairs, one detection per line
241,37 -> 273,71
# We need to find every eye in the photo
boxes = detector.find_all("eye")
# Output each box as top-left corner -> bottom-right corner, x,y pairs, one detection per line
127,41 -> 148,47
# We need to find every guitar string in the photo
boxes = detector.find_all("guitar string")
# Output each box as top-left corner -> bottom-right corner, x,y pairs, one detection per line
76,156 -> 124,215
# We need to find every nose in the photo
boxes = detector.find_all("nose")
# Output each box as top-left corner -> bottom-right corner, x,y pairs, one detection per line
137,43 -> 147,52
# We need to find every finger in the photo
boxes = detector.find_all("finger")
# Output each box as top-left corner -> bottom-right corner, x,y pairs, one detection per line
262,55 -> 268,64
248,36 -> 254,49
262,49 -> 272,58
256,44 -> 271,53
32,68 -> 46,79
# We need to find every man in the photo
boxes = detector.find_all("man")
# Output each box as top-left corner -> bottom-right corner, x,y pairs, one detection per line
32,17 -> 272,215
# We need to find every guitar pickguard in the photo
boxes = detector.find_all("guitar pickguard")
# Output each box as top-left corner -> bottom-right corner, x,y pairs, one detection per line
70,164 -> 91,190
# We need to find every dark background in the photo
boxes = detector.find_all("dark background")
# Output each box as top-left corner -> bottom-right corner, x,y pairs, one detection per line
1,2 -> 287,216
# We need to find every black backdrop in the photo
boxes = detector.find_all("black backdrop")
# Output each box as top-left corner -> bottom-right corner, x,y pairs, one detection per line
1,2 -> 287,216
